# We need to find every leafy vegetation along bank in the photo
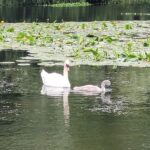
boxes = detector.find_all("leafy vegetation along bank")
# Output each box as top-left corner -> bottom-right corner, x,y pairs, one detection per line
0,21 -> 150,67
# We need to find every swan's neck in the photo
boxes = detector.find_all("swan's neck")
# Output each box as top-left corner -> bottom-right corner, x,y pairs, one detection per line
63,66 -> 69,78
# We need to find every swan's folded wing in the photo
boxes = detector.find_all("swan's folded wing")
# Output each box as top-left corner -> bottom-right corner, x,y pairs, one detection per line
41,70 -> 70,87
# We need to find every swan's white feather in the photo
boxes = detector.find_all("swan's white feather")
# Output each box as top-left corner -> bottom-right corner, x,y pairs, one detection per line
41,69 -> 70,87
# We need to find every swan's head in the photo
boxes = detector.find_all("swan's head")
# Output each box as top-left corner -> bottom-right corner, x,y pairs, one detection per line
100,80 -> 111,88
64,59 -> 70,71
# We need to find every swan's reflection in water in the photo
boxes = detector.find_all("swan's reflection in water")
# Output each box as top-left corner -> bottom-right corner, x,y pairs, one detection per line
41,85 -> 70,126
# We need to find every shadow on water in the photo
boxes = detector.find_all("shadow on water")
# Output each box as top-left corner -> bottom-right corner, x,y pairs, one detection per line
0,49 -> 28,62
0,62 -> 150,149
0,49 -> 39,66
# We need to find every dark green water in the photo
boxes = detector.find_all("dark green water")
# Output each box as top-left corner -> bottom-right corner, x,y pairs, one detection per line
0,55 -> 150,150
0,2 -> 150,22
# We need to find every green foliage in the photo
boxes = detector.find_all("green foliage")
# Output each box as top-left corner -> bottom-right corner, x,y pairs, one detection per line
43,36 -> 53,43
123,51 -> 137,59
101,22 -> 108,29
39,36 -> 53,46
16,30 -> 53,46
73,48 -> 81,58
7,27 -> 15,32
54,24 -> 62,30
143,38 -> 150,47
100,35 -> 117,43
111,21 -> 117,27
104,36 -> 113,43
143,42 -> 149,47
125,23 -> 133,30
65,40 -> 74,45
68,34 -> 80,40
81,23 -> 86,29
113,50 -> 120,59
122,42 -> 137,60
16,32 -> 36,45
126,42 -> 133,51
83,47 -> 102,61
145,52 -> 150,62
0,21 -> 150,65
0,32 -> 4,42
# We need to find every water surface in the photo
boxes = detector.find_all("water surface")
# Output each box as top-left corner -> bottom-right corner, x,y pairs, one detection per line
0,2 -> 150,22
0,60 -> 150,150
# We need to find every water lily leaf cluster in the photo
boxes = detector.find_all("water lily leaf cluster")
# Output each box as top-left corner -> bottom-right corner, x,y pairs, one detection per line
0,21 -> 150,66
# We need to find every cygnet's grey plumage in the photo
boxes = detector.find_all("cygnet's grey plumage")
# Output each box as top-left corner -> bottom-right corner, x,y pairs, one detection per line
73,80 -> 111,93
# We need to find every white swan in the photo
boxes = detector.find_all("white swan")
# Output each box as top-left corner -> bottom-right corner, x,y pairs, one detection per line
73,80 -> 111,93
41,60 -> 71,87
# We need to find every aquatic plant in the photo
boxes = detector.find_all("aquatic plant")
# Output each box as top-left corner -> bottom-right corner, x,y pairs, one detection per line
7,27 -> 15,32
143,38 -> 150,47
125,23 -> 133,30
0,21 -> 150,67
81,23 -> 86,29
126,42 -> 134,51
122,42 -> 137,60
111,21 -> 117,27
123,51 -> 137,60
100,35 -> 117,43
68,34 -> 80,40
54,24 -> 62,30
113,50 -> 121,59
0,32 -> 4,42
101,22 -> 108,29
73,48 -> 81,58
83,47 -> 103,61
16,32 -> 36,45
145,52 -> 150,62
39,36 -> 53,46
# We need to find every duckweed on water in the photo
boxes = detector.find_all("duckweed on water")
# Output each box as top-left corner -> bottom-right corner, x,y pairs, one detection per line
0,21 -> 150,67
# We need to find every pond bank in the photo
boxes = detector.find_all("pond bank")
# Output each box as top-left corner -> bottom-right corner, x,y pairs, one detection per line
0,21 -> 150,67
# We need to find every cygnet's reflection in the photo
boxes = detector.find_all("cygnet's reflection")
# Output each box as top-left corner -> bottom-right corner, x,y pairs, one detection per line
41,85 -> 70,125
73,89 -> 112,96
100,92 -> 112,105
96,92 -> 125,114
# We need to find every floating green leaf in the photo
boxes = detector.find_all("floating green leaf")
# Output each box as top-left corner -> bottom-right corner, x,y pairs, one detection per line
7,27 -> 15,32
143,38 -> 150,47
0,32 -> 4,42
84,47 -> 102,61
125,23 -> 133,30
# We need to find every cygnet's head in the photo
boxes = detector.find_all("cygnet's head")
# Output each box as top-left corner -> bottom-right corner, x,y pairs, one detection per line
64,59 -> 70,71
100,80 -> 111,88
